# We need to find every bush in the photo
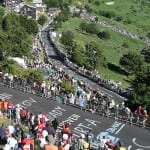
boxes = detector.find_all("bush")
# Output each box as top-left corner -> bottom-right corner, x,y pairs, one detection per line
99,10 -> 116,19
86,23 -> 99,34
97,30 -> 110,39
141,46 -> 150,63
94,1 -> 100,6
72,12 -> 80,17
115,16 -> 123,22
38,15 -> 47,26
123,18 -> 132,24
84,5 -> 93,13
122,42 -> 129,48
147,32 -> 150,38
59,81 -> 75,93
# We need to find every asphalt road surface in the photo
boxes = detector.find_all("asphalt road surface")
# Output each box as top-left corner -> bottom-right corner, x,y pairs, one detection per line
0,85 -> 150,150
40,25 -> 126,103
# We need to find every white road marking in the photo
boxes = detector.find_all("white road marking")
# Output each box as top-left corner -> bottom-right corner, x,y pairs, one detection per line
0,93 -> 13,100
127,145 -> 132,150
115,124 -> 125,134
132,138 -> 150,149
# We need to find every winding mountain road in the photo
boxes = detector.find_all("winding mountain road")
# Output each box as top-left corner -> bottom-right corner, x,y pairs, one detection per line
39,24 -> 126,103
0,85 -> 150,150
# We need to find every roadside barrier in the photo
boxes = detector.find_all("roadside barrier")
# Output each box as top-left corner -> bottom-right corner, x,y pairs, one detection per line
48,30 -> 129,99
0,77 -> 149,129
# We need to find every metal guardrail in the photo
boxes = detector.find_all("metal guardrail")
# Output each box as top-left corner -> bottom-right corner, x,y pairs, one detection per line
0,77 -> 149,129
47,30 -> 129,100
39,22 -> 127,99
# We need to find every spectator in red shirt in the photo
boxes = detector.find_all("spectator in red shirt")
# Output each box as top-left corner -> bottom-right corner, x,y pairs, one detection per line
137,105 -> 142,116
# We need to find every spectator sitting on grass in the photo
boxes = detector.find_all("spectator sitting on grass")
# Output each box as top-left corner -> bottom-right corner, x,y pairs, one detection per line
4,133 -> 18,150
44,135 -> 58,150
0,123 -> 7,144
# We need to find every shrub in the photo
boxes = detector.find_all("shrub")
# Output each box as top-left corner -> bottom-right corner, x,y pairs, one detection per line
97,30 -> 110,39
147,32 -> 150,38
84,5 -> 93,13
86,23 -> 99,34
38,15 -> 47,26
94,1 -> 100,6
141,46 -> 150,63
123,18 -> 132,24
122,42 -> 129,48
115,16 -> 123,22
59,81 -> 75,93
99,10 -> 116,19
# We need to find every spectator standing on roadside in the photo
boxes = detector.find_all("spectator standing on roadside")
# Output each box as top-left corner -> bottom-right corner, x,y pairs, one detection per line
52,118 -> 59,131
20,107 -> 27,125
86,129 -> 94,149
44,122 -> 56,138
143,110 -> 148,128
136,105 -> 142,123
4,133 -> 18,150
115,104 -> 119,120
125,107 -> 131,121
15,105 -> 22,125
137,105 -> 142,116
99,136 -> 107,150
77,134 -> 86,150
7,101 -> 14,120
44,135 -> 58,150
51,84 -> 56,97
0,123 -> 7,144
39,130 -> 48,149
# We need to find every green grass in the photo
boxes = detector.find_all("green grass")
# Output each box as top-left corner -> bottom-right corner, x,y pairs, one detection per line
0,117 -> 11,125
56,17 -> 146,87
0,117 -> 29,132
0,118 -> 41,150
71,0 -> 150,38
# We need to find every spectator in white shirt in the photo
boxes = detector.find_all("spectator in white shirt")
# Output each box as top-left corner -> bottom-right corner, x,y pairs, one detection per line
4,134 -> 18,150
99,136 -> 107,150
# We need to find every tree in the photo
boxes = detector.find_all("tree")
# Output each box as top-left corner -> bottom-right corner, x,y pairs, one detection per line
0,30 -> 8,57
19,15 -> 38,35
99,10 -> 116,19
0,13 -> 36,58
147,32 -> 150,38
115,16 -> 123,22
61,30 -> 74,46
85,41 -> 106,70
141,46 -> 150,63
130,67 -> 150,109
84,5 -> 93,13
119,52 -> 145,75
0,7 -> 4,28
55,8 -> 70,23
24,69 -> 44,82
86,23 -> 99,35
79,22 -> 88,32
2,13 -> 19,31
97,30 -> 110,39
71,40 -> 86,67
43,0 -> 59,8
11,27 -> 31,57
38,15 -> 47,25
0,0 -> 4,4
59,80 -> 75,94
26,18 -> 38,35
94,1 -> 100,6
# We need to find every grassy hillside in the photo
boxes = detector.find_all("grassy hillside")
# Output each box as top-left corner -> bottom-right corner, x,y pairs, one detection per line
71,0 -> 150,38
56,17 -> 146,87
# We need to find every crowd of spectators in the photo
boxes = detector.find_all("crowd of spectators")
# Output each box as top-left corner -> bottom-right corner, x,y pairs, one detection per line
0,55 -> 149,127
49,34 -> 127,97
0,17 -> 149,149
0,102 -> 128,150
